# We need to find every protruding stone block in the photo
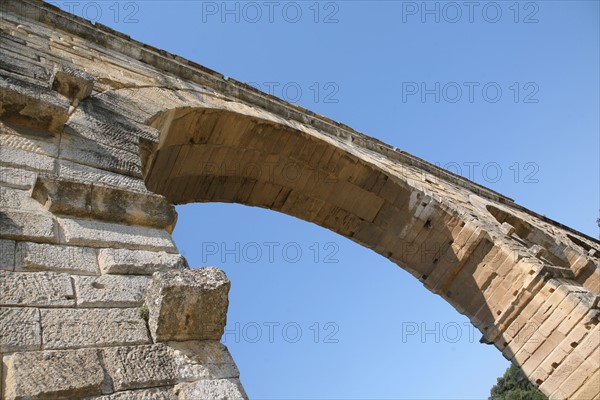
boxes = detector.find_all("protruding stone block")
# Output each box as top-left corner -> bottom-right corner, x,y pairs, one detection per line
15,242 -> 99,275
175,378 -> 248,400
0,77 -> 70,133
98,248 -> 188,275
41,308 -> 150,349
58,217 -> 177,252
145,268 -> 230,342
73,275 -> 150,307
32,177 -> 177,230
0,307 -> 41,352
51,65 -> 94,105
2,348 -> 105,399
0,271 -> 74,307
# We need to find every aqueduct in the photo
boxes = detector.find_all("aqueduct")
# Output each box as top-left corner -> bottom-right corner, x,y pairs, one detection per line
0,1 -> 599,398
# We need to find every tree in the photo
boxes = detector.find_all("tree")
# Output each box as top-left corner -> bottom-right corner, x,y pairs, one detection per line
489,364 -> 548,400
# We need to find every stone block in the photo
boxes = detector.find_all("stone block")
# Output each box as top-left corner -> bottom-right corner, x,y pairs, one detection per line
175,378 -> 248,400
58,217 -> 177,252
98,248 -> 188,275
15,242 -> 99,275
86,387 -> 176,400
0,210 -> 57,242
0,307 -> 41,352
41,308 -> 150,350
73,275 -> 150,307
0,166 -> 36,189
145,268 -> 230,342
102,344 -> 182,392
0,270 -> 74,307
51,64 -> 94,105
2,348 -> 105,399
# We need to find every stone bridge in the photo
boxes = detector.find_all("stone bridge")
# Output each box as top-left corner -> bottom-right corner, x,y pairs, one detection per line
0,1 -> 599,398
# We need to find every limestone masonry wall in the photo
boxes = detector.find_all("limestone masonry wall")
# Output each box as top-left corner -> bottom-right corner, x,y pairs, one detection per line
0,1 -> 599,399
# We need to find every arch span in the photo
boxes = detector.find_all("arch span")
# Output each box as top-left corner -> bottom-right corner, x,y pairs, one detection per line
0,2 -> 598,396
115,85 -> 600,398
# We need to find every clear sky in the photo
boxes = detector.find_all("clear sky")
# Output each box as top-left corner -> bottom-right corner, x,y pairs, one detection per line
53,1 -> 599,398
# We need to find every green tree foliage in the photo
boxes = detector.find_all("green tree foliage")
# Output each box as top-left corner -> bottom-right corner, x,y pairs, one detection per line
489,364 -> 548,400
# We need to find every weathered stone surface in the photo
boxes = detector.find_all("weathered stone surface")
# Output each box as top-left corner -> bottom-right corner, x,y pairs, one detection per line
98,248 -> 188,275
2,348 -> 105,399
145,268 -> 230,342
0,210 -> 57,242
0,239 -> 15,271
32,176 -> 177,230
57,160 -> 149,193
60,133 -> 143,178
0,271 -> 74,307
101,341 -> 238,393
0,307 -> 41,352
168,341 -> 240,380
58,217 -> 178,252
41,308 -> 150,349
32,176 -> 92,217
51,64 -> 94,105
0,186 -> 42,211
102,344 -> 182,392
91,184 -> 177,231
0,123 -> 59,157
85,387 -> 176,400
0,145 -> 55,172
73,275 -> 150,307
0,166 -> 36,189
15,242 -> 99,275
0,76 -> 70,133
175,378 -> 248,400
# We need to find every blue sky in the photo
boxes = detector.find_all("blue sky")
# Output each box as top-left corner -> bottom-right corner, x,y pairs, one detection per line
53,1 -> 599,398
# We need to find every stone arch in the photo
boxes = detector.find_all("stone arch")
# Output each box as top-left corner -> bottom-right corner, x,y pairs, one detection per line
0,1 -> 598,395
92,85 -> 599,398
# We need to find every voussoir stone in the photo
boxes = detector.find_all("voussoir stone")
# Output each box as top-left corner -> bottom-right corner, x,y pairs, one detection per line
2,348 -> 105,399
145,268 -> 230,342
0,307 -> 41,352
98,248 -> 188,275
73,274 -> 150,307
0,270 -> 74,307
175,378 -> 248,400
58,217 -> 177,252
15,242 -> 99,275
41,308 -> 150,350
